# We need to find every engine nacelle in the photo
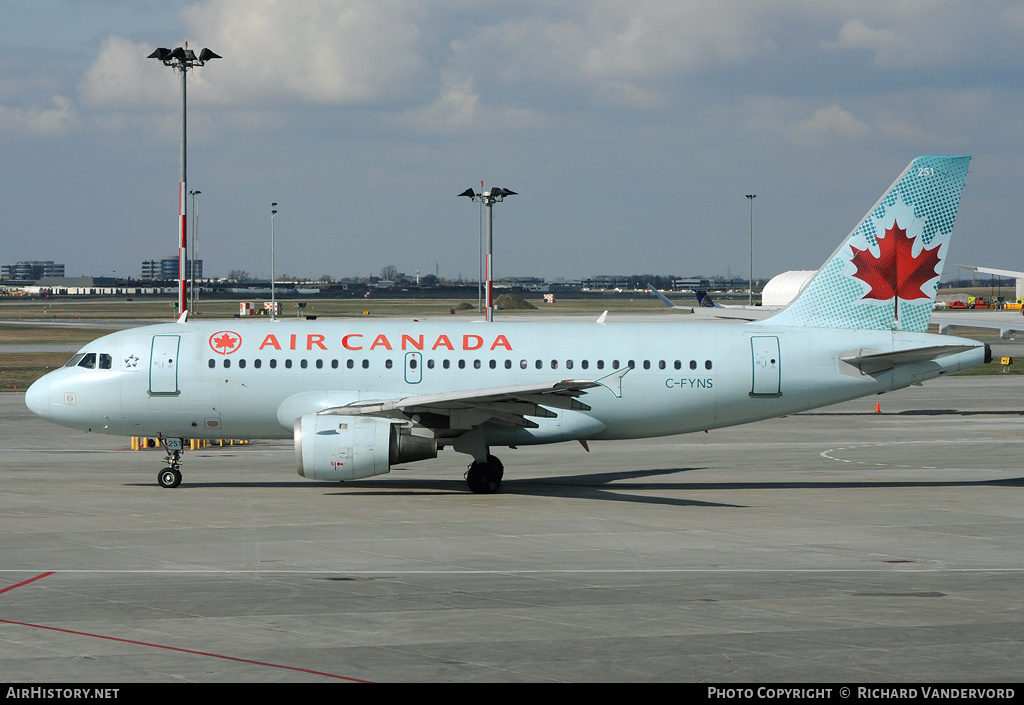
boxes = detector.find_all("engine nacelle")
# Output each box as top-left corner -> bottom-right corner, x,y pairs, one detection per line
294,414 -> 437,482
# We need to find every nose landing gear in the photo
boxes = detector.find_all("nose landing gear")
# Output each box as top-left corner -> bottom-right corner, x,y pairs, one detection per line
157,437 -> 184,488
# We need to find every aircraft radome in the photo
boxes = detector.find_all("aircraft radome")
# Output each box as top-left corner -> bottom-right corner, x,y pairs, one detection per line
26,156 -> 989,493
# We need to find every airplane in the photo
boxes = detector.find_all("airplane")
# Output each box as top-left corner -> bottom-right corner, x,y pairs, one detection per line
25,156 -> 989,494
646,285 -> 775,321
929,264 -> 1024,340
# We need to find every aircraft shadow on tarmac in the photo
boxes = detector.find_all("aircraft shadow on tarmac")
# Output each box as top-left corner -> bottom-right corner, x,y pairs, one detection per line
800,409 -> 1024,417
123,464 -> 1024,509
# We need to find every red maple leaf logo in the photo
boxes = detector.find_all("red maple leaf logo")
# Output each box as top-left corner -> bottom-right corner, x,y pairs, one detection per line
209,331 -> 242,355
850,220 -> 941,320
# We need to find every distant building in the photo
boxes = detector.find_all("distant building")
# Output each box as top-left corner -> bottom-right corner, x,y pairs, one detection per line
141,257 -> 203,280
1,260 -> 65,280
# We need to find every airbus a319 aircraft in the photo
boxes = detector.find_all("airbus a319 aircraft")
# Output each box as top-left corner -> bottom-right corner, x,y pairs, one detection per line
26,156 -> 989,493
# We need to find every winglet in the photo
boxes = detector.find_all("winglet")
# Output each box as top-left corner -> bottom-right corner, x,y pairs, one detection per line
646,284 -> 679,309
176,311 -> 188,324
596,311 -> 608,324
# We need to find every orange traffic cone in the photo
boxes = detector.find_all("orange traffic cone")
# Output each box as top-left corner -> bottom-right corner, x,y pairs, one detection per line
875,401 -> 881,413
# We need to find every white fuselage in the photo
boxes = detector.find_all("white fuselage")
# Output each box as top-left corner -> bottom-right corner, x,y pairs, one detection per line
25,318 -> 985,446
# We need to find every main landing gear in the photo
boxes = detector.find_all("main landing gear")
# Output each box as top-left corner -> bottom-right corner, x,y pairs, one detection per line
465,455 -> 504,494
157,438 -> 184,488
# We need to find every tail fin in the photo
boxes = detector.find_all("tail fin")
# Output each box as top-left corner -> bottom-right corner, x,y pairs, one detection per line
765,156 -> 970,331
693,290 -> 721,308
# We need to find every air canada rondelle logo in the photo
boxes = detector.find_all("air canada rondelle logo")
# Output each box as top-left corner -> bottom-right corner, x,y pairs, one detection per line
209,330 -> 242,355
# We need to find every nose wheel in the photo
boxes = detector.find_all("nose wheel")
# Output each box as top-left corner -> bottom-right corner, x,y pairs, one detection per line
158,467 -> 182,488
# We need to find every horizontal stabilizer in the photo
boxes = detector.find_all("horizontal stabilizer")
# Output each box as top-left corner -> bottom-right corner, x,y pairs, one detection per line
840,344 -> 980,372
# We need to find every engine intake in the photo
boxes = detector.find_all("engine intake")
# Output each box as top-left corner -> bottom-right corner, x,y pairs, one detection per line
294,414 -> 437,482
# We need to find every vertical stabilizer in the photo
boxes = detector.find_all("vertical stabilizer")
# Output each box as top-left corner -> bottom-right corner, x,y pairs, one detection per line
765,156 -> 970,331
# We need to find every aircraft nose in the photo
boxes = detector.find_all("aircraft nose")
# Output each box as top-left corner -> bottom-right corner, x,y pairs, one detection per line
25,376 -> 50,420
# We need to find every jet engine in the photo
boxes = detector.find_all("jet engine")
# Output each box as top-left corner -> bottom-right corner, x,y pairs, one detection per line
294,414 -> 437,482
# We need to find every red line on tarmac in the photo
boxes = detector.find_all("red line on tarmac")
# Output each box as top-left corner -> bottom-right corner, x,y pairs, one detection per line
0,572 -> 55,595
1,573 -> 370,682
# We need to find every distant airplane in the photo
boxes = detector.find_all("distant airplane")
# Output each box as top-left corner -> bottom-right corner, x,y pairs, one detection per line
645,285 -> 775,320
26,156 -> 987,493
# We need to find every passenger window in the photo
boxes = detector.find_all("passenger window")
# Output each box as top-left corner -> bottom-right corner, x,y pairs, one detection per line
270,359 -> 278,369
285,359 -> 293,369
427,359 -> 435,369
238,359 -> 247,369
347,359 -> 354,369
385,360 -> 393,369
690,360 -> 697,370
612,360 -> 620,370
316,359 -> 323,369
659,360 -> 666,370
300,359 -> 308,369
504,360 -> 512,369
410,359 -> 418,369
643,360 -> 650,370
566,360 -> 573,370
535,360 -> 542,369
331,360 -> 338,369
597,360 -> 605,370
208,359 -> 215,369
581,360 -> 589,370
674,360 -> 681,370
550,360 -> 558,369
223,359 -> 231,369
254,359 -> 262,369
443,360 -> 451,369
705,360 -> 713,370
362,359 -> 369,369
520,360 -> 528,369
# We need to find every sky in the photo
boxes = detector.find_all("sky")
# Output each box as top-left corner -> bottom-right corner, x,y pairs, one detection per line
3,0 -> 1024,283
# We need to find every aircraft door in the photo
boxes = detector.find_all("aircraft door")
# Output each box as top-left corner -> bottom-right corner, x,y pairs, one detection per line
150,335 -> 181,395
750,336 -> 781,397
404,352 -> 423,384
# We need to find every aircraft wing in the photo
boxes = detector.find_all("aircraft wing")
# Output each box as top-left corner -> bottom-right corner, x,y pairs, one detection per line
321,374 -> 627,430
932,313 -> 1024,340
957,264 -> 1024,279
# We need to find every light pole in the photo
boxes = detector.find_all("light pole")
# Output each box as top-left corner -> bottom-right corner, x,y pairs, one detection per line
148,44 -> 220,317
746,193 -> 756,306
270,202 -> 278,319
189,189 -> 201,314
458,186 -> 517,322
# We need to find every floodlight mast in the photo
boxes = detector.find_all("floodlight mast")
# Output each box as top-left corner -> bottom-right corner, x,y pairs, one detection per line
458,186 -> 517,322
148,44 -> 220,317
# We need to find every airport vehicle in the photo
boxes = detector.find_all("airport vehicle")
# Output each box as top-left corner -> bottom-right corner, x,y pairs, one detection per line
25,156 -> 988,493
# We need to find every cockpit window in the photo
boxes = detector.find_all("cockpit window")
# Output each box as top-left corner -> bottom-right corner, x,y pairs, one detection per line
77,353 -> 96,369
99,354 -> 112,370
64,353 -> 86,368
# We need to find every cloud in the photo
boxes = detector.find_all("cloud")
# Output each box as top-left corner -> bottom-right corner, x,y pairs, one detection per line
80,0 -> 430,111
745,100 -> 870,144
391,74 -> 548,133
0,95 -> 80,136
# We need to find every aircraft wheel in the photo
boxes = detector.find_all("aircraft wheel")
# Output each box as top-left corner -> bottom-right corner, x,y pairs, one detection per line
158,467 -> 182,489
466,461 -> 502,494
